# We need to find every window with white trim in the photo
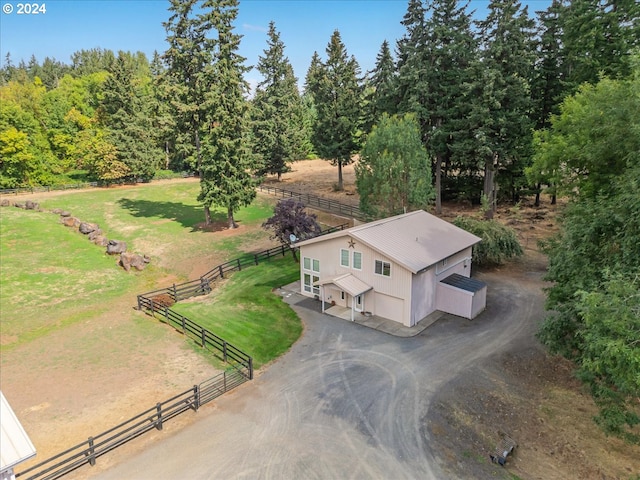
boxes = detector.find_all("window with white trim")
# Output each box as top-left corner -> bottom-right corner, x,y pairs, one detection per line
374,259 -> 391,277
353,251 -> 362,270
340,249 -> 350,267
303,257 -> 320,294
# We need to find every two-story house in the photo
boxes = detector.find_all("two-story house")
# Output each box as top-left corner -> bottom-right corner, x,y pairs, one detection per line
295,210 -> 487,326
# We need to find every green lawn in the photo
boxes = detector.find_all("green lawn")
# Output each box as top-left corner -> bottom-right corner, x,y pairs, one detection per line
171,255 -> 302,368
0,182 -> 302,364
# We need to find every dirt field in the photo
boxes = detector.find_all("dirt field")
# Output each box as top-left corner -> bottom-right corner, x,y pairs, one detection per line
2,159 -> 639,479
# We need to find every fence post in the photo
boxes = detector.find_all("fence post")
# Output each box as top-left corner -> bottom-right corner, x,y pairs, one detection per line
223,371 -> 227,392
237,258 -> 241,271
201,329 -> 206,348
248,357 -> 253,380
155,403 -> 163,430
223,340 -> 227,362
150,298 -> 155,317
254,254 -> 259,265
181,316 -> 186,335
164,305 -> 169,322
281,245 -> 285,256
219,265 -> 224,278
193,384 -> 200,411
173,283 -> 177,301
137,295 -> 142,311
87,436 -> 96,466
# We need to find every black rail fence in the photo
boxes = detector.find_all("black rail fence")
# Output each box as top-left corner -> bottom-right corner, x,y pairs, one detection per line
16,369 -> 245,480
0,182 -> 99,196
258,184 -> 368,221
16,220 -> 349,480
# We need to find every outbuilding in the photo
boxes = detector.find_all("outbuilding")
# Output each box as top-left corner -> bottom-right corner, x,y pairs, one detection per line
295,210 -> 487,326
1,391 -> 36,480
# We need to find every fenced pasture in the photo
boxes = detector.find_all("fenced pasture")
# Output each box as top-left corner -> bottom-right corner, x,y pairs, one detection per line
0,182 -> 301,478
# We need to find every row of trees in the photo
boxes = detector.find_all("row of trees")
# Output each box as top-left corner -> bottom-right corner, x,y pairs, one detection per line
534,65 -> 640,442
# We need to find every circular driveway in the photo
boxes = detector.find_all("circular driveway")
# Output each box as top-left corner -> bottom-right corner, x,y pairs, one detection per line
95,270 -> 543,480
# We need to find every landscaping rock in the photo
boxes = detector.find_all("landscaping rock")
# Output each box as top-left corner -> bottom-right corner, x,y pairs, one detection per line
88,229 -> 103,241
119,252 -> 150,272
14,202 -> 26,209
62,216 -> 81,228
106,240 -> 127,255
25,200 -> 39,210
79,222 -> 99,234
1,199 -> 11,207
92,236 -> 109,247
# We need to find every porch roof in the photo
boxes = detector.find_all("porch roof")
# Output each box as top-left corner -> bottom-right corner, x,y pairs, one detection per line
315,273 -> 373,297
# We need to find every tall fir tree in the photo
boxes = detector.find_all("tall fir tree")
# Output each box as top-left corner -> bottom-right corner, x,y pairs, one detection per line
162,0 -> 214,174
149,51 -> 177,170
305,30 -> 362,190
471,0 -> 536,217
100,52 -> 161,182
197,0 -> 256,228
251,21 -> 307,180
362,40 -> 396,134
421,0 -> 478,213
395,0 -> 428,128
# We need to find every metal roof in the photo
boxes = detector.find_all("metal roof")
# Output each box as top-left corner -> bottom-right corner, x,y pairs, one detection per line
316,274 -> 373,297
296,210 -> 481,274
1,391 -> 36,473
440,273 -> 487,293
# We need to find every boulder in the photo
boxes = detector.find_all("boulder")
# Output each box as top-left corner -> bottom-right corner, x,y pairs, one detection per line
88,229 -> 103,241
59,210 -> 71,217
119,252 -> 150,272
14,202 -> 26,209
51,208 -> 64,214
0,199 -> 11,207
25,200 -> 39,210
62,216 -> 80,228
106,240 -> 127,255
79,222 -> 99,234
92,236 -> 109,247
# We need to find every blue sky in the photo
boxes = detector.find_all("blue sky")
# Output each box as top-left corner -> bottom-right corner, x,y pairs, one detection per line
0,0 -> 552,90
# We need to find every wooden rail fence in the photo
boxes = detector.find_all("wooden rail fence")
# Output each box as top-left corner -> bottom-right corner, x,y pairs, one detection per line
258,185 -> 369,220
16,218 -> 349,480
16,369 -> 246,480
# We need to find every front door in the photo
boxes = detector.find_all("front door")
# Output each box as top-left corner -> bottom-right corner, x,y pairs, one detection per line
354,294 -> 363,312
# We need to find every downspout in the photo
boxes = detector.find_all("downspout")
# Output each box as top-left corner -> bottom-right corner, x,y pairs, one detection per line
321,285 -> 325,313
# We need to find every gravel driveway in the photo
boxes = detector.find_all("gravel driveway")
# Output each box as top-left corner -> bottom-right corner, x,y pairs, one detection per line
93,270 -> 543,480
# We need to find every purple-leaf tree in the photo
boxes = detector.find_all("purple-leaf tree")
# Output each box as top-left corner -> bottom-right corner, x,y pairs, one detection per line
262,198 -> 321,261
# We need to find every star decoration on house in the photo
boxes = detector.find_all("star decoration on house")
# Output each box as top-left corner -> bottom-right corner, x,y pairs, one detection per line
348,239 -> 356,248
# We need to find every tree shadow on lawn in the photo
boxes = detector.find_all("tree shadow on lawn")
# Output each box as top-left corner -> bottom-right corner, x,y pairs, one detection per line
116,198 -> 229,232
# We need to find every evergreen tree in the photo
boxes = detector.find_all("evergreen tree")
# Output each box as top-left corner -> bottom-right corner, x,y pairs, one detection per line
149,51 -> 177,170
356,113 -> 434,217
305,30 -> 362,190
559,0 -> 640,94
362,40 -> 396,134
395,0 -> 428,129
421,0 -> 478,213
100,52 -> 160,182
197,0 -> 256,229
471,0 -> 536,217
251,21 -> 307,180
162,0 -> 214,174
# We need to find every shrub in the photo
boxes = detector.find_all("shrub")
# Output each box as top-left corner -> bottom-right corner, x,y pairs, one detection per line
453,216 -> 523,266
